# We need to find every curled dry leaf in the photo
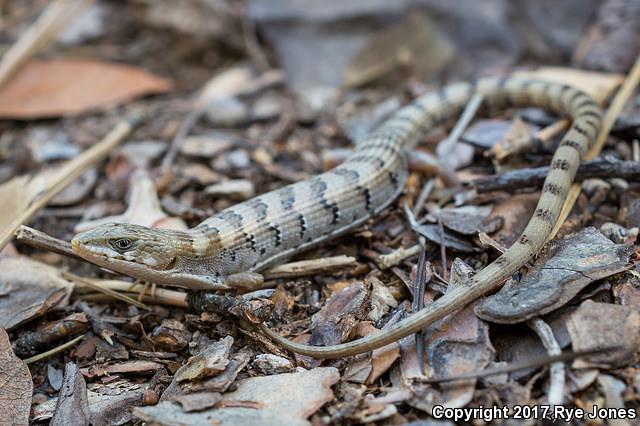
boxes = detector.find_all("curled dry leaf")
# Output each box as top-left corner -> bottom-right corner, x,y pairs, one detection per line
476,228 -> 633,323
0,327 -> 32,426
0,59 -> 172,119
50,168 -> 98,206
489,116 -> 537,161
462,119 -> 514,149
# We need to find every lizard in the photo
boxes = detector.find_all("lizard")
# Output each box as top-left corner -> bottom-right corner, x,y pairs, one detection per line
71,76 -> 602,359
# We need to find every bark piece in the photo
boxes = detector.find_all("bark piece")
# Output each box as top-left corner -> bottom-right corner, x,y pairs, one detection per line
568,300 -> 640,368
51,362 -> 90,426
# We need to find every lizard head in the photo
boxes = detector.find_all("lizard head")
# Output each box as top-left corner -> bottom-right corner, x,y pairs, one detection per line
71,223 -> 226,290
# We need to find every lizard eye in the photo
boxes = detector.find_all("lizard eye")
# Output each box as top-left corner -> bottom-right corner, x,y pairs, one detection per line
109,238 -> 134,252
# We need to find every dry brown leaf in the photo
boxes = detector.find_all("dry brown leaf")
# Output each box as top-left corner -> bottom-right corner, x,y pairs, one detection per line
0,256 -> 72,330
515,67 -> 623,103
0,172 -> 51,232
0,327 -> 32,425
0,59 -> 172,119
135,367 -> 339,426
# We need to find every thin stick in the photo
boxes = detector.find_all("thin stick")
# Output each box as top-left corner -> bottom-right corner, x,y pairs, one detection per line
549,55 -> 640,241
262,255 -> 357,279
425,348 -> 608,383
22,334 -> 85,364
0,0 -> 93,90
469,157 -> 640,193
534,119 -> 569,145
1,117 -> 137,250
413,241 -> 428,376
436,93 -> 484,186
63,272 -> 150,311
14,225 -> 78,258
413,178 -> 434,217
75,280 -> 188,307
528,318 -> 565,405
435,93 -> 484,164
378,244 -> 421,269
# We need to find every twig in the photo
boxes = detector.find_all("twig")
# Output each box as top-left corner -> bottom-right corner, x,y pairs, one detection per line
435,93 -> 484,184
14,225 -> 78,258
413,241 -> 429,376
262,255 -> 357,280
0,116 -> 138,251
63,272 -> 150,311
239,2 -> 270,72
378,245 -> 421,269
534,119 -> 570,146
0,0 -> 93,90
413,178 -> 434,217
424,349 -> 609,383
527,318 -> 565,405
549,55 -> 640,241
74,280 -> 188,308
469,157 -> 640,193
160,108 -> 202,170
22,334 -> 85,364
438,219 -> 448,282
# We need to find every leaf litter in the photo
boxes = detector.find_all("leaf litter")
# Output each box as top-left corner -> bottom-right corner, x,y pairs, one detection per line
2,1 -> 640,425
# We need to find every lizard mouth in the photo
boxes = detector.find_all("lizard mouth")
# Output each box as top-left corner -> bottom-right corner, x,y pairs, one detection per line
71,237 -> 175,269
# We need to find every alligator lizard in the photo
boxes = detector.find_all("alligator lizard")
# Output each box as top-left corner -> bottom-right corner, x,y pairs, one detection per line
71,76 -> 602,358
